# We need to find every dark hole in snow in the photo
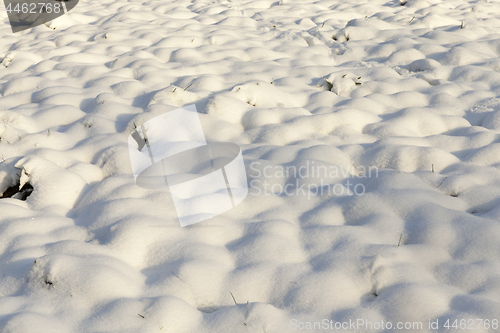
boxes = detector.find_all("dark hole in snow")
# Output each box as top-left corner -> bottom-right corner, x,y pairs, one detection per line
0,181 -> 33,201
362,290 -> 378,302
44,275 -> 54,288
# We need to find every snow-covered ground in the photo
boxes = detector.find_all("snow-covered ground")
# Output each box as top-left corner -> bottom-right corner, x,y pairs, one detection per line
1,0 -> 500,331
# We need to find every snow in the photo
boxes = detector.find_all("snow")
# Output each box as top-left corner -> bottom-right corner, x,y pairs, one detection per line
1,0 -> 500,331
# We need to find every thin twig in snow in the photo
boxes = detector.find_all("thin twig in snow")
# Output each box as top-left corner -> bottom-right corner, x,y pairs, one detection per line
230,291 -> 237,305
437,177 -> 448,188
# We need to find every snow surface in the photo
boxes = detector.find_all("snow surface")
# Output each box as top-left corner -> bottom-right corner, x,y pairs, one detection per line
1,0 -> 500,332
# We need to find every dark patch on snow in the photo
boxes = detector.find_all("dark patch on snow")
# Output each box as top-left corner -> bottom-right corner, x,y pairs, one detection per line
0,180 -> 33,201
44,275 -> 53,287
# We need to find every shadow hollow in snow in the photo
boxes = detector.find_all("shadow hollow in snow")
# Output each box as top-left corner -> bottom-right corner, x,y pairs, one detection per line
0,178 -> 33,201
